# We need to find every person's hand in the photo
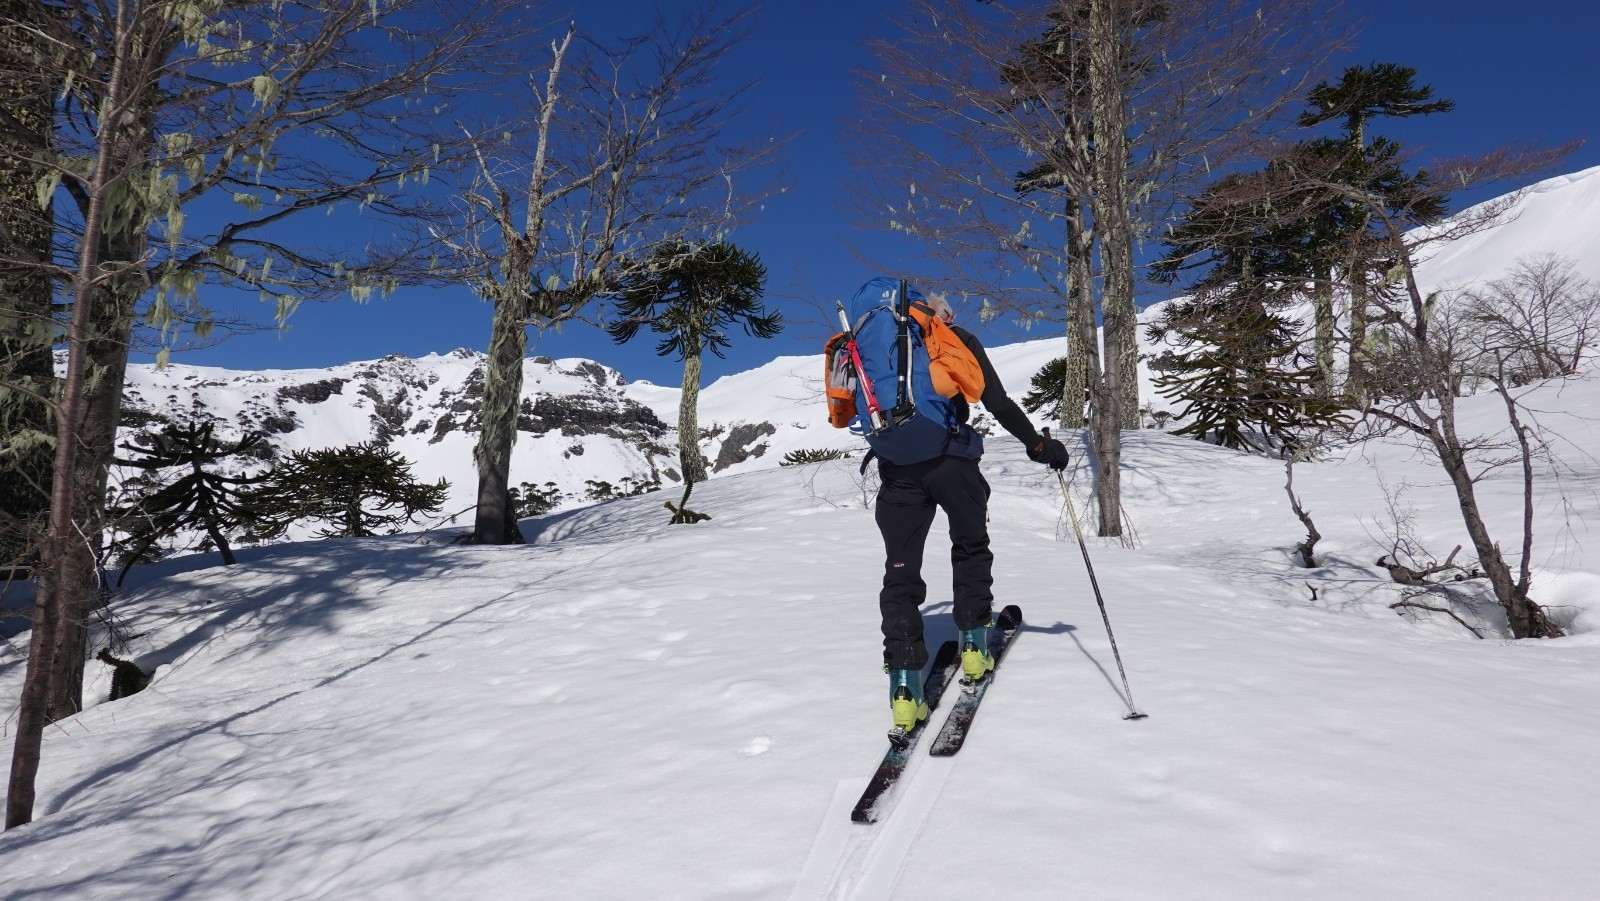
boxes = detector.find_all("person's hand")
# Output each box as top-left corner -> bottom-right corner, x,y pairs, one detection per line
1028,428 -> 1070,471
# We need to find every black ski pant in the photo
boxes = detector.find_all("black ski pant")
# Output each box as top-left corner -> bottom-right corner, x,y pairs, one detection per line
875,455 -> 993,671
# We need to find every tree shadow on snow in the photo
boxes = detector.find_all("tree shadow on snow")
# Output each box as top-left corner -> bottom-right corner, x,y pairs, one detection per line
9,566 -> 578,900
107,539 -> 507,677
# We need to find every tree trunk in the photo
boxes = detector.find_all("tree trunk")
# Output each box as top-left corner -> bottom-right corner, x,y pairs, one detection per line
1088,367 -> 1123,538
11,279 -> 107,819
1060,196 -> 1097,429
1087,0 -> 1140,430
193,471 -> 236,565
1432,400 -> 1557,638
47,287 -> 139,719
1345,258 -> 1370,404
472,259 -> 531,544
1080,0 -> 1130,537
346,490 -> 364,537
1312,266 -> 1335,394
8,18 -> 134,821
44,139 -> 151,719
678,352 -> 707,485
204,518 -> 236,566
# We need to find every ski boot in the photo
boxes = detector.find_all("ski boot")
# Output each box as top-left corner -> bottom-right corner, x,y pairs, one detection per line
959,622 -> 994,686
887,667 -> 929,746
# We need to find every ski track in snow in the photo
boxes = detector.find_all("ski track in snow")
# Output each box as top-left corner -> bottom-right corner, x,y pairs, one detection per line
789,709 -> 962,900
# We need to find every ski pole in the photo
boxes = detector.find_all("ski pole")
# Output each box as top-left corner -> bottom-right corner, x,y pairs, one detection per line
1053,455 -> 1148,721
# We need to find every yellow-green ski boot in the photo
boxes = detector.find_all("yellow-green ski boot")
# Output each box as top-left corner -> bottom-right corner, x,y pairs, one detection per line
959,623 -> 994,684
888,668 -> 929,743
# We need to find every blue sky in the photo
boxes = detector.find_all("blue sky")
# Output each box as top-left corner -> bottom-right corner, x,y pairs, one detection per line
164,0 -> 1600,388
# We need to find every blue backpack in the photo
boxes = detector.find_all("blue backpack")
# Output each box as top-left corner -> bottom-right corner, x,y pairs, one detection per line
824,277 -> 983,465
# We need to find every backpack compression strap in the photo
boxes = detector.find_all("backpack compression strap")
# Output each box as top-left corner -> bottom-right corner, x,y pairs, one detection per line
892,278 -> 913,423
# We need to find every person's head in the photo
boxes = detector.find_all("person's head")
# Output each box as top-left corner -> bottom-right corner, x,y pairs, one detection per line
922,294 -> 955,324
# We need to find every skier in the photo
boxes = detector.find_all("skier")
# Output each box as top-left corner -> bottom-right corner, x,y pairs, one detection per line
874,293 -> 1070,734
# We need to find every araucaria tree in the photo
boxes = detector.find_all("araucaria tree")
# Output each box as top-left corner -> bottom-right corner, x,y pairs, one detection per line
442,10 -> 771,545
862,0 -> 1331,536
246,444 -> 448,539
607,241 -> 779,522
1147,163 -> 1349,452
111,420 -> 264,572
1147,294 -> 1342,453
1295,63 -> 1455,397
1,0 -> 513,829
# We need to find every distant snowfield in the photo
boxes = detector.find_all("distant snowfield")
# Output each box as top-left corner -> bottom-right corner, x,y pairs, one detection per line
3,361 -> 1598,898
1415,163 -> 1600,288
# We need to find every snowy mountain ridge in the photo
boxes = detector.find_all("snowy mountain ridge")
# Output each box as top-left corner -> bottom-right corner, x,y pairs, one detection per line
113,165 -> 1600,543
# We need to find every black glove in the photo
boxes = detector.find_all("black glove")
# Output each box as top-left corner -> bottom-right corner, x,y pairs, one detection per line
1028,428 -> 1070,471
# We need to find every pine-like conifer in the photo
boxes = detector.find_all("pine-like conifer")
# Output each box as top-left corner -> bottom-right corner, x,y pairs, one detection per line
1021,357 -> 1073,422
111,420 -> 265,574
607,241 -> 778,523
1150,295 -> 1343,454
1299,63 -> 1455,150
246,444 -> 448,539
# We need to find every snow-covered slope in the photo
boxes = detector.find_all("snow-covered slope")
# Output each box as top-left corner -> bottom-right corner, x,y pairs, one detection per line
5,161 -> 1600,893
1415,164 -> 1600,289
2,368 -> 1598,898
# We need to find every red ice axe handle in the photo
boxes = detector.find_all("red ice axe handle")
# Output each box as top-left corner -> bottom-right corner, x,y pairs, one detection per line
837,301 -> 887,432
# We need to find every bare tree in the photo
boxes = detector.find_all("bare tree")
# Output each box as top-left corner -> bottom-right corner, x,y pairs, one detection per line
1,0 -> 519,829
859,0 -> 1334,535
1460,254 -> 1599,384
438,8 -> 774,545
1316,146 -> 1577,639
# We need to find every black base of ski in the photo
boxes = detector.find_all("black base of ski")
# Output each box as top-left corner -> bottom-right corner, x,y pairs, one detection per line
929,605 -> 1023,757
850,640 -> 960,824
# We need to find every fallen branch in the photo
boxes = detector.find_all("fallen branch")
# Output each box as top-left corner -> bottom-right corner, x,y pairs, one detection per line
1376,545 -> 1481,585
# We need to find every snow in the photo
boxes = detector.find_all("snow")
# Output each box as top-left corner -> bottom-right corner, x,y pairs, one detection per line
5,166 -> 1600,897
4,365 -> 1600,898
1414,164 -> 1600,289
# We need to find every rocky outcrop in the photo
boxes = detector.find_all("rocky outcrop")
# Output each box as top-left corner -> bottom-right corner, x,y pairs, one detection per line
277,378 -> 347,405
712,422 -> 777,472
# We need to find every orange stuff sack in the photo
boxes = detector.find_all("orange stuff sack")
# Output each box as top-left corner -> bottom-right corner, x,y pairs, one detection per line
824,332 -> 857,428
909,306 -> 984,402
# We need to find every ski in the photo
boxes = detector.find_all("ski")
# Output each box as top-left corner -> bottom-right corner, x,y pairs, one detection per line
929,604 -> 1024,757
850,640 -> 961,824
